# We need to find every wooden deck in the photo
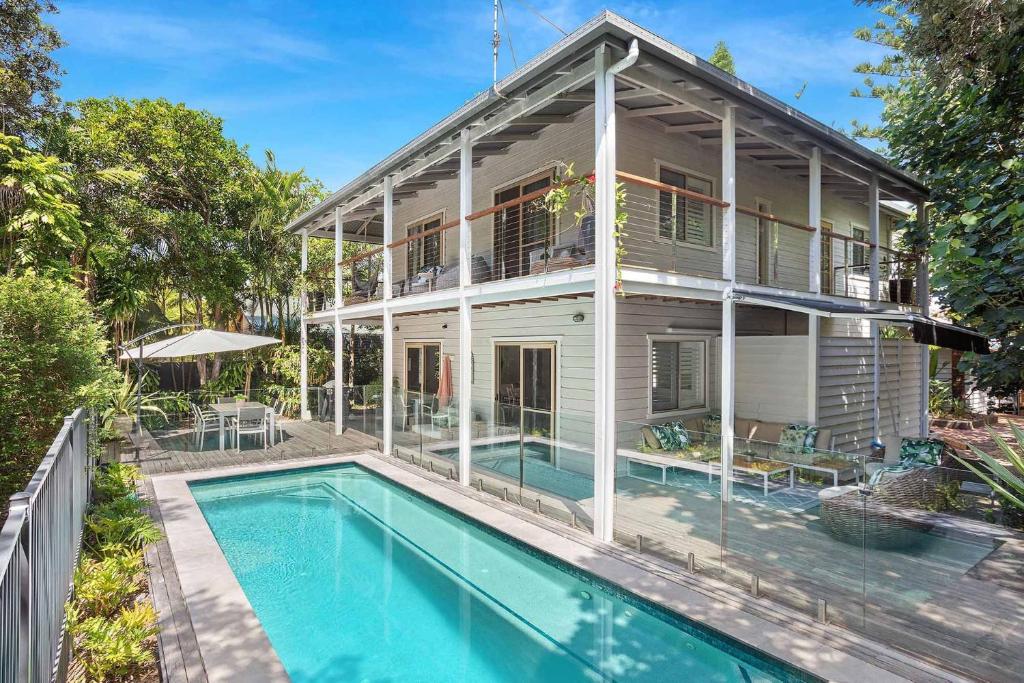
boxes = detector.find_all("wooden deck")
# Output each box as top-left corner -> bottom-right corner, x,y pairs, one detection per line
126,419 -> 374,476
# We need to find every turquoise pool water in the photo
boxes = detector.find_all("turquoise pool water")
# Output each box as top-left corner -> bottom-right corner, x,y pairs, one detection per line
190,464 -> 818,683
434,441 -> 596,501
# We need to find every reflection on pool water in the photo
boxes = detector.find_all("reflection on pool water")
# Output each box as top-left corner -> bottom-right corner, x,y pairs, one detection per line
191,464 -> 819,683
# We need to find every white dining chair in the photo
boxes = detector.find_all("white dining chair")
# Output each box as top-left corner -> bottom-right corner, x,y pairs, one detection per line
234,405 -> 268,451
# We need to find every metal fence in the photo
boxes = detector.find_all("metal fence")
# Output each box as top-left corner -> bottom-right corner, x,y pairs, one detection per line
0,408 -> 93,683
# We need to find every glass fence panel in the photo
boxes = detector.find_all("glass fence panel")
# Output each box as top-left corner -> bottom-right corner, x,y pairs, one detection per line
723,436 -> 873,624
464,400 -> 594,529
614,422 -> 724,572
858,464 -> 1010,679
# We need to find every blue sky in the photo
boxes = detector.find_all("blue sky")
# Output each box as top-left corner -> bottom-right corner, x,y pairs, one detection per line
52,1 -> 888,190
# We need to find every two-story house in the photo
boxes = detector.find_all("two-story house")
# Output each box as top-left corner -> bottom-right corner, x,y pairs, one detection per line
288,12 -> 985,561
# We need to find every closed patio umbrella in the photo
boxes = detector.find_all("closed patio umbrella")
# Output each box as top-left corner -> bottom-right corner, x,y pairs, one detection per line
437,355 -> 453,407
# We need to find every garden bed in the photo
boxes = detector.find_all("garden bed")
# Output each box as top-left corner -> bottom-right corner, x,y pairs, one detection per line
931,413 -> 999,430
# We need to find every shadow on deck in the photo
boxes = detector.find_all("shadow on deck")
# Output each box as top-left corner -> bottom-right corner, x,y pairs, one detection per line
125,418 -> 380,477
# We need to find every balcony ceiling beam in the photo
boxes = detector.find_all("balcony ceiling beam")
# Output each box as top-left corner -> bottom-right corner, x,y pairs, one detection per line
622,103 -> 699,118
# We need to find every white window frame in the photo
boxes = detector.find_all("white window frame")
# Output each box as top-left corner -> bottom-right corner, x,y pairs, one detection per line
403,339 -> 444,397
850,222 -> 868,268
654,160 -> 718,252
405,210 -> 446,275
646,333 -> 712,419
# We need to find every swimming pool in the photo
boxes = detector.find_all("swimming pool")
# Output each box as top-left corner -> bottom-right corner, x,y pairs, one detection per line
190,464 -> 818,682
434,441 -> 596,501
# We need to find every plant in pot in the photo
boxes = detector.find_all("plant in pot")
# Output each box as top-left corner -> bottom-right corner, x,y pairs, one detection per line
542,162 -> 628,291
887,257 -> 916,304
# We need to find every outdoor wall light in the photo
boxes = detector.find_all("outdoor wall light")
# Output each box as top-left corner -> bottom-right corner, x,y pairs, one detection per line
393,325 -> 399,332
441,323 -> 448,329
572,313 -> 585,323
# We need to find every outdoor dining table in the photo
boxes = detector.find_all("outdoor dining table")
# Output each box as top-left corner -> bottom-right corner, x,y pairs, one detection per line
207,401 -> 276,450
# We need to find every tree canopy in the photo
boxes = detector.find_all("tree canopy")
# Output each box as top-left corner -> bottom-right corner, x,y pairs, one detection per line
708,41 -> 736,76
853,1 -> 1024,396
0,0 -> 63,136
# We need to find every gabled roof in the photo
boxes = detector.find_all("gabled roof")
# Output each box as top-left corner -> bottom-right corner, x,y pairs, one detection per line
289,11 -> 927,238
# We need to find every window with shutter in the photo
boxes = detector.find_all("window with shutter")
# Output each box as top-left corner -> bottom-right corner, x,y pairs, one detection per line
658,166 -> 714,247
650,337 -> 708,415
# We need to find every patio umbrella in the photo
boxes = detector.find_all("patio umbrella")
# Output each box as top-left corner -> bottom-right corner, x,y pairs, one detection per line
437,355 -> 453,407
119,329 -> 281,360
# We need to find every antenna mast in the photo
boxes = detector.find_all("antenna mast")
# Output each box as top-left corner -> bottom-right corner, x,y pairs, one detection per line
491,0 -> 500,87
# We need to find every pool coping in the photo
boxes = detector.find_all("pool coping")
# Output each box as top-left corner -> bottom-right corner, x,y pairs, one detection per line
150,452 -> 964,683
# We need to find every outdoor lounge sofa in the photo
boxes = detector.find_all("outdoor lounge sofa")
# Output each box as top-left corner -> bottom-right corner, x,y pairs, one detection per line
818,438 -> 952,549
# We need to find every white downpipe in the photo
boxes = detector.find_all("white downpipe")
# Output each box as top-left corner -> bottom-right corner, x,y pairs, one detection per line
593,39 -> 638,544
458,129 -> 473,486
300,229 -> 310,420
334,207 -> 345,435
382,177 -> 394,456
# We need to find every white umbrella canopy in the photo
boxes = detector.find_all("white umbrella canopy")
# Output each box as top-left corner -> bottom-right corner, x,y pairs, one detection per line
119,329 -> 281,360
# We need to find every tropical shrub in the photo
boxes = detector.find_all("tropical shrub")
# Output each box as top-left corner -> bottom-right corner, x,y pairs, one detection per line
68,464 -> 159,681
100,374 -> 168,434
0,273 -> 117,506
956,423 -> 1024,516
67,602 -> 158,682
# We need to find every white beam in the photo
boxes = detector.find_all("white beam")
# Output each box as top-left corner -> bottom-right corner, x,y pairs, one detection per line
622,103 -> 697,118
382,177 -> 394,456
458,129 -> 473,486
300,229 -> 310,420
721,106 -> 737,282
593,45 -> 617,542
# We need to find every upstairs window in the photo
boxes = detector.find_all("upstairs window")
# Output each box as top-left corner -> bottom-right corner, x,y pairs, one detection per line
658,167 -> 714,248
650,337 -> 707,415
407,214 -> 443,275
851,226 -> 867,267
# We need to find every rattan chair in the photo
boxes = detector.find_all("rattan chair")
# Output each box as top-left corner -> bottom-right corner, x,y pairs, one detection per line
820,459 -> 945,549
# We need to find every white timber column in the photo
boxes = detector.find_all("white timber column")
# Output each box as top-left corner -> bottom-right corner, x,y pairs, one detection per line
869,175 -> 881,301
458,128 -> 473,485
593,44 -> 617,542
334,207 -> 345,435
382,177 -> 395,456
808,147 -> 822,294
807,147 -> 821,424
719,105 -> 737,507
300,228 -> 311,420
869,175 -> 881,442
916,200 -> 930,436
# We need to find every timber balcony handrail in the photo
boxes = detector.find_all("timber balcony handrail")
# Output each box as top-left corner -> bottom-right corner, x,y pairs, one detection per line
616,170 -> 731,208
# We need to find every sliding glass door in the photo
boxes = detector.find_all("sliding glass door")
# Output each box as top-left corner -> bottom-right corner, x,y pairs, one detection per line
495,342 -> 556,437
406,342 -> 440,422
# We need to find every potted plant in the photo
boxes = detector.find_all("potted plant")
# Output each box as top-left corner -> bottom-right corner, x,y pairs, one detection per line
888,258 -> 915,304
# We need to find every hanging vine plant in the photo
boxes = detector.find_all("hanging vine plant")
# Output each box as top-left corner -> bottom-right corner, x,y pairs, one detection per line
542,162 -> 629,295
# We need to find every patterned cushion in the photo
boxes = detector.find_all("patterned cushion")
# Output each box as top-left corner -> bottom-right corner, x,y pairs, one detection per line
702,413 -> 721,436
899,438 -> 945,466
868,463 -> 915,486
650,421 -> 690,451
779,424 -> 819,454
